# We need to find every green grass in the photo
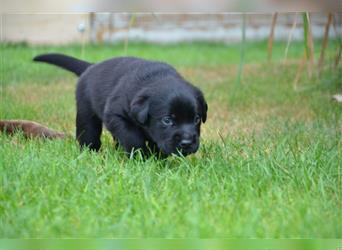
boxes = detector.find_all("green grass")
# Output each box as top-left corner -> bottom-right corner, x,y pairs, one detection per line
1,41 -> 341,238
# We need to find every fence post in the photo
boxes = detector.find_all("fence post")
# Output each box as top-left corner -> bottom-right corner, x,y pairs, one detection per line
236,13 -> 246,85
318,13 -> 333,74
268,12 -> 278,62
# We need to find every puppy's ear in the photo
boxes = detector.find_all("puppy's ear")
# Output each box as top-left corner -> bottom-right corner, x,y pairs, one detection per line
130,94 -> 150,125
196,91 -> 208,123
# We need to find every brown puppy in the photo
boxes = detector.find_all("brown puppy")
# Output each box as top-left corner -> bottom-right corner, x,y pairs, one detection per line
0,120 -> 66,139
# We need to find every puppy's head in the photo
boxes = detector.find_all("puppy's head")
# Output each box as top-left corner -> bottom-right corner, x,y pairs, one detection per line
130,81 -> 207,156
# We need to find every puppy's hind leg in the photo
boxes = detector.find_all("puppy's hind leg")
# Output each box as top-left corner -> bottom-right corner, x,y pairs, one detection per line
76,108 -> 102,151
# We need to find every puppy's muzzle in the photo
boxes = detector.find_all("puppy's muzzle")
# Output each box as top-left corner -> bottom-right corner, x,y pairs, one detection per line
176,132 -> 198,154
180,138 -> 193,148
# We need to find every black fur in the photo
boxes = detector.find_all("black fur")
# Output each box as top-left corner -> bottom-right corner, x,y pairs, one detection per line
34,54 -> 91,76
34,53 -> 208,156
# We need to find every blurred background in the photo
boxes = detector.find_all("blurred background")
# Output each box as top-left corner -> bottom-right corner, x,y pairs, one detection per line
2,13 -> 342,44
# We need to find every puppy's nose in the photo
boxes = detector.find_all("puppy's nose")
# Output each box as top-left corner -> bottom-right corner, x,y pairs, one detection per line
180,138 -> 193,148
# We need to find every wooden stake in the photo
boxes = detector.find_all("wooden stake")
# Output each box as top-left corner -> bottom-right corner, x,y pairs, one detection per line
318,13 -> 333,74
124,14 -> 136,55
303,12 -> 315,77
335,44 -> 342,68
89,12 -> 95,43
268,12 -> 278,62
236,13 -> 246,85
330,13 -> 342,68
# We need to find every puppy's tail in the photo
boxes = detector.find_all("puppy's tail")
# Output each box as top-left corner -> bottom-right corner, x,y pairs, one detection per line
33,53 -> 92,76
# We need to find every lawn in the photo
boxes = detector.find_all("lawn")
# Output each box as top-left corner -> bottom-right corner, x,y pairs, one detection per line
0,41 -> 341,238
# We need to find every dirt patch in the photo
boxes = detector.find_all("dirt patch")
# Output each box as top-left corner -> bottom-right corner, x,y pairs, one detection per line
202,98 -> 314,141
178,60 -> 301,86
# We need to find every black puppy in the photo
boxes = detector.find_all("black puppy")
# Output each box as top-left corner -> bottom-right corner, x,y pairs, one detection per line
34,54 -> 208,156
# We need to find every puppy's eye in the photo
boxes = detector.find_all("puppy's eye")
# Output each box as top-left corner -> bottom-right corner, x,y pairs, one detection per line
161,116 -> 173,126
194,115 -> 201,124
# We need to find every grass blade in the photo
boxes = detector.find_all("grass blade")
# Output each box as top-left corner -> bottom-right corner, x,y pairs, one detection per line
124,14 -> 136,55
284,13 -> 298,61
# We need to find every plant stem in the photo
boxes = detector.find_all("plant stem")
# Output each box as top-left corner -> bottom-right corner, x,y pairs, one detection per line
236,13 -> 246,85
